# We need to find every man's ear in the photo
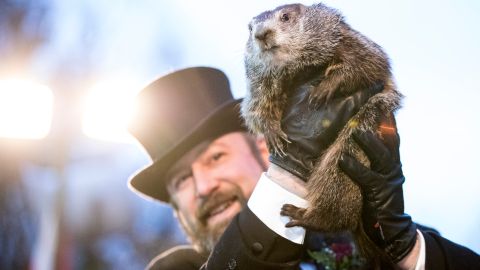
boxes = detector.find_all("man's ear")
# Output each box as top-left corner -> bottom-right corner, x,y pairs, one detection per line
255,135 -> 270,166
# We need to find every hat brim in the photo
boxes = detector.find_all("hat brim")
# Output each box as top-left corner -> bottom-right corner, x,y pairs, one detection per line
128,99 -> 245,203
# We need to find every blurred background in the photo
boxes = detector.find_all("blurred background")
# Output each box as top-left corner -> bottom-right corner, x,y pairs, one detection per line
0,0 -> 478,269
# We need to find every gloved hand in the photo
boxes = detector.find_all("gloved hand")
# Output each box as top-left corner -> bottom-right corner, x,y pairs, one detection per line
269,81 -> 384,180
338,126 -> 417,263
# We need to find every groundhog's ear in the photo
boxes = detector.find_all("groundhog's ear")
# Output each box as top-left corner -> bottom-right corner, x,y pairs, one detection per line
298,3 -> 306,12
278,3 -> 304,16
291,3 -> 306,14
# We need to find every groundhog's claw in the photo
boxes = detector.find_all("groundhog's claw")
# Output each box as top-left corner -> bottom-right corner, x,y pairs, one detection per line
282,204 -> 308,228
285,219 -> 307,228
308,89 -> 335,108
282,204 -> 319,229
266,133 -> 286,156
264,129 -> 290,157
281,204 -> 306,219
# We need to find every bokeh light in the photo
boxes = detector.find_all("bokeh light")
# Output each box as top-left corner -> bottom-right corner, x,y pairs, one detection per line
81,80 -> 140,143
0,79 -> 53,139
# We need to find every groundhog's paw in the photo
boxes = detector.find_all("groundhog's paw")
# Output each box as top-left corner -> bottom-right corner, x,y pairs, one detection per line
281,204 -> 306,219
282,204 -> 309,228
285,219 -> 309,228
264,131 -> 290,157
308,89 -> 336,109
266,134 -> 285,156
278,130 -> 290,143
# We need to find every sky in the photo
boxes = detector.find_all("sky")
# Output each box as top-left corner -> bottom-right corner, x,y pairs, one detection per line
4,0 -> 480,263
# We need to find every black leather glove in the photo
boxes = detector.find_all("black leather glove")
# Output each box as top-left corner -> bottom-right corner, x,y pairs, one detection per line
269,81 -> 384,180
338,128 -> 417,263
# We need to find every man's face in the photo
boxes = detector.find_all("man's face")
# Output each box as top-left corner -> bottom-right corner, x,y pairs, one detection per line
166,132 -> 268,255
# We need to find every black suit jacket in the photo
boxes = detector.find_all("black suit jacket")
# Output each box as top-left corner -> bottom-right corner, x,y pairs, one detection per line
147,245 -> 207,270
148,207 -> 480,270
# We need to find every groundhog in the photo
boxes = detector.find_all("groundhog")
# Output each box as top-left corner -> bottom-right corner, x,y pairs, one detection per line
241,2 -> 403,266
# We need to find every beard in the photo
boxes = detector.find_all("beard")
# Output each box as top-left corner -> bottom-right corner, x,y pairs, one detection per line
176,183 -> 248,256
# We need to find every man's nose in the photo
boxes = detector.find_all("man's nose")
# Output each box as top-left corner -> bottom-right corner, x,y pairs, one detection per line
192,165 -> 219,198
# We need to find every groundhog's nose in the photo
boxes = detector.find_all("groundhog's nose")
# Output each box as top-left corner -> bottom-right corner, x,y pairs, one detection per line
254,27 -> 273,42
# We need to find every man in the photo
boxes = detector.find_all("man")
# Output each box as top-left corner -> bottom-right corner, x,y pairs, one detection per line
128,67 -> 479,269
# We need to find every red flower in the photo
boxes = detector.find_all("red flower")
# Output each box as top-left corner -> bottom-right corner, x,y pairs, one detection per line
330,243 -> 353,261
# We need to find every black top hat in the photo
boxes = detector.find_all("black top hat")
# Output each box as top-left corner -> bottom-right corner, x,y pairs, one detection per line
128,67 -> 245,202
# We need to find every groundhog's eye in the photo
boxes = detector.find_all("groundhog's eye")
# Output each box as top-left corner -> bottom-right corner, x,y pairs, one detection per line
248,23 -> 253,32
280,13 -> 290,22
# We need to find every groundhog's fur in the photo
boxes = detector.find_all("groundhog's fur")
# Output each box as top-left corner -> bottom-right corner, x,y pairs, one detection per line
241,2 -> 403,266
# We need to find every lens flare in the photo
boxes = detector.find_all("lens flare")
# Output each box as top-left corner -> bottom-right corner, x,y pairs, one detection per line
0,79 -> 54,139
81,80 -> 140,143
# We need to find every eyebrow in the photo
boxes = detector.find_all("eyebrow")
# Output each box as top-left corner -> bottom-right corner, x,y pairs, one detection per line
164,140 -> 212,181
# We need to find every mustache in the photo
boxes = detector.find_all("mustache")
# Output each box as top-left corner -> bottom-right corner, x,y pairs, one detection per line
196,185 -> 248,225
196,191 -> 237,224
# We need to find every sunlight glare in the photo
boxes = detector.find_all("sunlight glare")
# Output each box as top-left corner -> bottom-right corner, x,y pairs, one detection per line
82,80 -> 140,143
0,79 -> 54,139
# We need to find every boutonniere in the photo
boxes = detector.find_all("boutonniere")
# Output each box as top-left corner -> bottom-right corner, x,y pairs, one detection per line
307,242 -> 365,270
